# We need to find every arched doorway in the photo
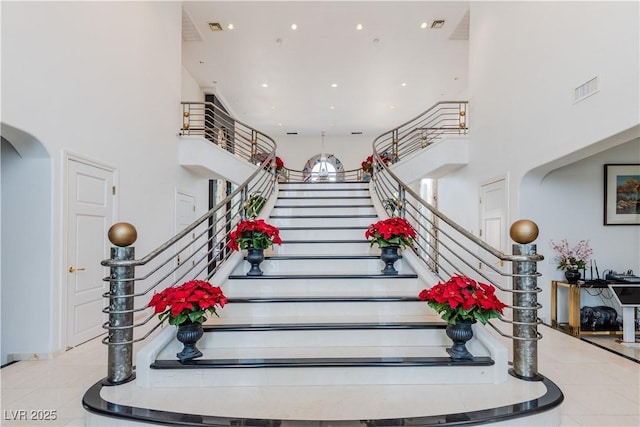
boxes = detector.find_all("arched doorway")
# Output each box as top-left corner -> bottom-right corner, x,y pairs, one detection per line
302,153 -> 345,182
1,123 -> 52,364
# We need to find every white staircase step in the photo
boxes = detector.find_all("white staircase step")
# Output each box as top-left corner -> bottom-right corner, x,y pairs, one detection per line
269,241 -> 375,255
275,197 -> 371,206
162,325 -> 456,349
269,216 -> 377,228
279,182 -> 369,191
223,277 -> 422,298
231,256 -> 415,275
217,299 -> 427,318
271,206 -> 376,216
278,226 -> 367,240
277,189 -> 370,198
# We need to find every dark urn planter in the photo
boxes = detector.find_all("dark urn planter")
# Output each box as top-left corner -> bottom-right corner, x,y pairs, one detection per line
564,269 -> 580,284
176,320 -> 204,362
445,319 -> 475,360
246,247 -> 265,276
380,246 -> 400,275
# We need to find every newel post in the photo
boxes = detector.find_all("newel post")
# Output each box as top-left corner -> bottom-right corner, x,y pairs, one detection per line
103,222 -> 137,385
509,219 -> 543,381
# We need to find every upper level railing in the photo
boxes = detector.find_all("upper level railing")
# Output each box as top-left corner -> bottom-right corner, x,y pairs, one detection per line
180,101 -> 276,166
375,101 -> 468,162
280,167 -> 364,183
100,104 -> 278,384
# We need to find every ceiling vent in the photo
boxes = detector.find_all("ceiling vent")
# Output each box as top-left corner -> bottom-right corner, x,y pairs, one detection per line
431,20 -> 445,29
182,8 -> 203,42
286,132 -> 298,135
574,76 -> 599,103
208,22 -> 223,32
351,132 -> 363,135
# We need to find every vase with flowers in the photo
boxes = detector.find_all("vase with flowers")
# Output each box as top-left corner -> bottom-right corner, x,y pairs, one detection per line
148,280 -> 227,362
228,219 -> 282,276
550,239 -> 592,284
365,217 -> 417,275
418,275 -> 506,360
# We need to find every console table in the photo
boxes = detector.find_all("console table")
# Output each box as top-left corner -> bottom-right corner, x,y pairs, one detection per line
550,280 -> 626,338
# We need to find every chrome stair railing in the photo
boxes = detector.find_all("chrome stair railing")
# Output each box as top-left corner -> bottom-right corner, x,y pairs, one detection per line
370,101 -> 543,381
100,110 -> 278,384
281,167 -> 364,182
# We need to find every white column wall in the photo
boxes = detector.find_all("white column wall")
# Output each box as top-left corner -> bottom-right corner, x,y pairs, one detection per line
1,2 -> 208,358
437,2 -> 639,322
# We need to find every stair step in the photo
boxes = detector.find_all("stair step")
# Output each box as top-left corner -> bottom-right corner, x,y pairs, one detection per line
151,356 -> 494,369
231,256 -> 414,275
276,190 -> 370,198
269,216 -> 376,227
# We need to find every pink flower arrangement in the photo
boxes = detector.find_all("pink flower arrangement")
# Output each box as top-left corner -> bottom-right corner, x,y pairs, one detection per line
550,239 -> 592,271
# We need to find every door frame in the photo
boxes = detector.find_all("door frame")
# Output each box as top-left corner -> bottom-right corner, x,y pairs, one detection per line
63,151 -> 118,348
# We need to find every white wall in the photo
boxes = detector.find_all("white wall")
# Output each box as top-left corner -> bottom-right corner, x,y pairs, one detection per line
1,2 -> 209,360
182,66 -> 205,103
436,2 -> 639,320
274,134 -> 374,172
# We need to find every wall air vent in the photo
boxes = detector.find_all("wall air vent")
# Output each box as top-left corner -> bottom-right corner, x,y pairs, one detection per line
208,22 -> 223,32
574,76 -> 599,103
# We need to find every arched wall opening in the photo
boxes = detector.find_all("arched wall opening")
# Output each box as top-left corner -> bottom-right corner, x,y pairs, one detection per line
302,153 -> 345,182
519,125 -> 640,324
1,123 -> 53,365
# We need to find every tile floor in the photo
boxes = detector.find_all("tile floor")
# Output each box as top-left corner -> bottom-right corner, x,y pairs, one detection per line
1,324 -> 638,427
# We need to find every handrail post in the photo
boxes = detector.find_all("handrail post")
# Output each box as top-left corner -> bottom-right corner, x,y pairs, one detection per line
250,130 -> 257,163
241,186 -> 249,220
104,222 -> 138,385
510,219 -> 542,381
392,129 -> 399,162
398,186 -> 406,219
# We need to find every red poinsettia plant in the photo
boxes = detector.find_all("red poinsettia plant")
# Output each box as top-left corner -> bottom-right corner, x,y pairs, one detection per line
228,218 -> 282,251
148,280 -> 227,326
361,153 -> 392,173
261,155 -> 285,172
365,217 -> 417,249
418,274 -> 507,325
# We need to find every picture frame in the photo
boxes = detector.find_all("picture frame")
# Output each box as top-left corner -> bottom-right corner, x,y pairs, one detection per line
604,164 -> 640,225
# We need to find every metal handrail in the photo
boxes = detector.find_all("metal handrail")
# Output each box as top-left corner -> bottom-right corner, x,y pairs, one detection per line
370,100 -> 543,380
101,102 -> 278,384
280,167 -> 365,183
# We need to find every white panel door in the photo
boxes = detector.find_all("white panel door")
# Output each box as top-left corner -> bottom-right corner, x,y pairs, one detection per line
175,191 -> 197,283
66,159 -> 115,347
479,178 -> 510,310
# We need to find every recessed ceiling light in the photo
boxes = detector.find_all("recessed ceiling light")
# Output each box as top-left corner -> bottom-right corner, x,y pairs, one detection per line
261,83 -> 268,88
431,20 -> 445,29
401,82 -> 407,87
208,22 -> 223,32
329,106 -> 335,110
291,24 -> 298,30
389,105 -> 396,110
227,24 -> 234,30
331,83 -> 338,88
420,22 -> 428,29
356,24 -> 363,30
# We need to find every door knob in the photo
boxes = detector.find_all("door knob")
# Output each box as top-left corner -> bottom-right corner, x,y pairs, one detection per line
69,266 -> 86,273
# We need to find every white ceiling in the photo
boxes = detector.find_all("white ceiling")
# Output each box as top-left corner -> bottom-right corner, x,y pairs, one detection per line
182,1 -> 470,138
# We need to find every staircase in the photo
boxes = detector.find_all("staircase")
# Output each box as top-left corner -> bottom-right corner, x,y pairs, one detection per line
136,181 -> 507,389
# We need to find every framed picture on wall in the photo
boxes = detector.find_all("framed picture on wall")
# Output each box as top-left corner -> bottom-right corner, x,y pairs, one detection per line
604,164 -> 640,225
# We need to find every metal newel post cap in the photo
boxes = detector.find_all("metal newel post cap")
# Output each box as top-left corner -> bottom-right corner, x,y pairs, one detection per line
108,222 -> 137,247
510,219 -> 539,244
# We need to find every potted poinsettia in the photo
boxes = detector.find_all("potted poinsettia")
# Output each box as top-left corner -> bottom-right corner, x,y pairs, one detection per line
365,217 -> 416,275
148,279 -> 227,362
228,218 -> 282,276
418,274 -> 506,360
